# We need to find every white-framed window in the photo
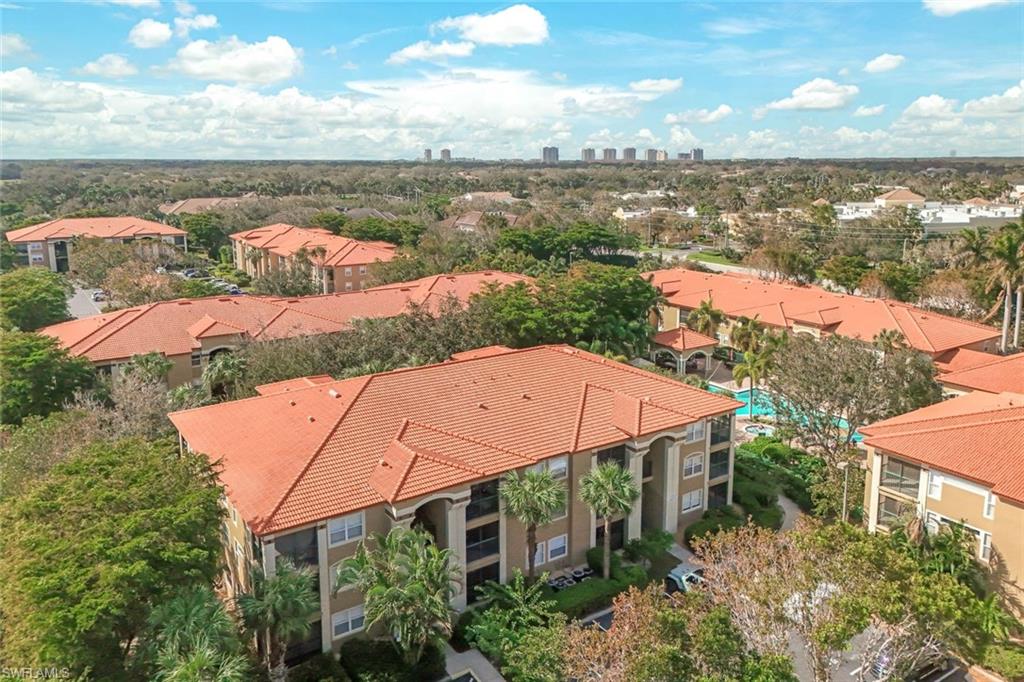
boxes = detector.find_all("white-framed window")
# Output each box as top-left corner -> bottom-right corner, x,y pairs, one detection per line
682,489 -> 703,513
234,540 -> 244,564
359,265 -> 367,275
927,471 -> 942,500
685,420 -> 705,443
328,512 -> 364,546
548,534 -> 568,561
925,511 -> 941,535
984,492 -> 996,519
345,281 -> 353,291
28,242 -> 42,251
980,532 -> 992,561
683,453 -> 703,478
190,351 -> 202,367
530,455 -> 568,479
344,267 -> 353,276
531,541 -> 546,567
332,605 -> 365,639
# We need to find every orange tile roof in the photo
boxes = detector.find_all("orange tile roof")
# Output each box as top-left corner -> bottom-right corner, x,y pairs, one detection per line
652,327 -> 719,353
169,345 -> 742,535
861,391 -> 1024,503
645,269 -> 999,355
939,353 -> 1024,394
39,271 -> 529,364
255,375 -> 334,396
5,216 -> 185,243
229,223 -> 397,268
875,188 -> 925,202
932,347 -> 998,373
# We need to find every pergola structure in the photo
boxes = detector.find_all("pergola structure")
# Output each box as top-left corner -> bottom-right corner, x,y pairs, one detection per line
650,327 -> 719,377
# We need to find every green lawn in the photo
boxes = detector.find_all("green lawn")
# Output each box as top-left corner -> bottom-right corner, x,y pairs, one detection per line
686,251 -> 741,266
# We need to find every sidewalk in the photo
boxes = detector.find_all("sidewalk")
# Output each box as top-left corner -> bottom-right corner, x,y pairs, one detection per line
443,643 -> 504,682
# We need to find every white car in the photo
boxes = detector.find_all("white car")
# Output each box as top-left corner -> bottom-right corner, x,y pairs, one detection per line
666,562 -> 705,594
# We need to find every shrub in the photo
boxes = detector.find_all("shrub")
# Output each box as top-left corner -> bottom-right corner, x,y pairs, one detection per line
450,607 -> 481,652
548,565 -> 647,620
623,529 -> 674,566
684,506 -> 744,549
586,545 -> 623,580
290,652 -> 352,682
981,643 -> 1024,680
338,639 -> 446,682
740,435 -> 779,456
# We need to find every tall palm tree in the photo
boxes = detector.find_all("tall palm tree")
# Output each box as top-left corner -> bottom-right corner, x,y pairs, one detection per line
729,315 -> 763,354
236,558 -> 319,682
500,469 -> 567,581
578,462 -> 640,580
154,636 -> 249,682
335,527 -> 459,666
202,352 -> 247,399
952,226 -> 989,269
872,329 -> 907,355
987,224 -> 1023,352
686,299 -> 726,338
732,350 -> 770,418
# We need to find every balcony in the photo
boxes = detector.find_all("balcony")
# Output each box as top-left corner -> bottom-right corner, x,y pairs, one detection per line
709,416 -> 732,448
466,479 -> 499,521
709,450 -> 729,480
597,444 -> 627,469
880,458 -> 921,498
465,521 -> 500,563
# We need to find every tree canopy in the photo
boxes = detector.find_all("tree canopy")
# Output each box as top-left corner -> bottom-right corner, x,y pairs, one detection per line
0,330 -> 95,425
0,266 -> 72,331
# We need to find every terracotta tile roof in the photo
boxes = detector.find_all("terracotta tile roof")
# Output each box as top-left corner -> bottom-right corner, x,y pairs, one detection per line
169,345 -> 742,535
5,216 -> 185,243
861,391 -> 1024,503
157,196 -> 258,215
39,271 -> 529,364
255,375 -> 334,396
645,269 -> 999,355
449,345 -> 515,361
939,353 -> 1024,394
933,347 -> 1000,373
652,327 -> 719,352
875,188 -> 925,202
229,223 -> 397,268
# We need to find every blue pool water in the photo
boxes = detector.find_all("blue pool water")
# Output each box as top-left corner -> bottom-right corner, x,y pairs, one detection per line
711,386 -> 863,443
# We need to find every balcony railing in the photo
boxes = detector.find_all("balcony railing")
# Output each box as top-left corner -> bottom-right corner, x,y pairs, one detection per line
466,536 -> 500,563
709,460 -> 730,480
466,494 -> 499,521
880,471 -> 919,498
709,417 -> 732,447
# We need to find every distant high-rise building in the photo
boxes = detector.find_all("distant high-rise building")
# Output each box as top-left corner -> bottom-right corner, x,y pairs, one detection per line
677,152 -> 692,160
622,147 -> 637,161
645,148 -> 658,162
423,148 -> 432,162
602,148 -> 617,162
655,149 -> 668,161
691,147 -> 704,162
581,148 -> 596,162
542,146 -> 559,164
440,149 -> 452,162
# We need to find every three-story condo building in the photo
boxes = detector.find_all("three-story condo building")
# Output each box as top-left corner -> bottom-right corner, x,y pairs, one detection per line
170,345 -> 742,659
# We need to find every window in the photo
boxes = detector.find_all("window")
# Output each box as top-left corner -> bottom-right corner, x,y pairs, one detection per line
191,351 -> 202,367
880,457 -> 921,498
597,444 -> 626,468
548,534 -> 568,561
532,455 -> 568,479
927,471 -> 942,499
465,521 -> 500,563
876,494 -> 908,528
984,492 -> 996,519
980,532 -> 992,561
683,453 -> 703,478
274,528 -> 318,568
328,512 -> 364,546
682,489 -> 703,513
709,450 -> 729,480
344,267 -> 353,276
359,266 -> 367,275
466,479 -> 500,520
707,482 -> 728,509
332,605 -> 365,639
685,420 -> 705,443
174,235 -> 186,247
344,281 -> 353,291
531,541 -> 546,567
466,562 -> 500,602
234,540 -> 244,564
709,415 -> 731,447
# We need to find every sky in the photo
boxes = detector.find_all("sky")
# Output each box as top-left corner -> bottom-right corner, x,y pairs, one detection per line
1,0 -> 1022,160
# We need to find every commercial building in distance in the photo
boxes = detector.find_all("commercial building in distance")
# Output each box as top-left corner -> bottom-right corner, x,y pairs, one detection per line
169,344 -> 742,657
691,148 -> 704,161
677,152 -> 692,161
423,148 -> 432,162
440,149 -> 452,162
602,148 -> 617,162
542,146 -> 559,163
5,216 -> 187,272
645,149 -> 658,162
581,148 -> 596,162
622,147 -> 637,161
655,150 -> 669,162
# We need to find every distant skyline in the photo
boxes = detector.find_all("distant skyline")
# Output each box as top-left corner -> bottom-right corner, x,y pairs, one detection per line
1,1 -> 1022,160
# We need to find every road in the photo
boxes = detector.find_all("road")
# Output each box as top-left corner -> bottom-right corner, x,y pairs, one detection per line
68,287 -> 102,318
636,246 -> 760,276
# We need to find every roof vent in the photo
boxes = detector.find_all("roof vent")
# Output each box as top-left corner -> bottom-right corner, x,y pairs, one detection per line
328,389 -> 340,398
477,402 -> 487,409
521,392 -> 530,399
289,400 -> 296,406
307,415 -> 316,423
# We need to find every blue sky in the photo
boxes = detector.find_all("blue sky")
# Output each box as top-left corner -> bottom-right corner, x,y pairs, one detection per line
1,1 -> 1021,159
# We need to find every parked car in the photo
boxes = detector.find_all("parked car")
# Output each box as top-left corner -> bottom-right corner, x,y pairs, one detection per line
665,562 -> 704,594
91,290 -> 106,302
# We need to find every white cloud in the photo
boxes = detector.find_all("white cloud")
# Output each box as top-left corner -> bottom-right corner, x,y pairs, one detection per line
854,104 -> 885,117
78,54 -> 138,78
669,125 -> 698,148
628,77 -> 683,94
129,19 -> 172,48
322,45 -> 338,56
635,128 -> 658,144
703,17 -> 777,37
664,104 -> 733,124
903,94 -> 959,118
838,67 -> 851,77
386,40 -> 475,65
165,36 -> 302,84
922,0 -> 1011,16
551,71 -> 567,82
864,53 -> 905,73
962,79 -> 1023,117
1,33 -> 30,58
0,68 -> 105,116
433,4 -> 548,46
764,78 -> 859,112
106,0 -> 161,7
174,13 -> 218,39
174,0 -> 195,15
341,61 -> 358,71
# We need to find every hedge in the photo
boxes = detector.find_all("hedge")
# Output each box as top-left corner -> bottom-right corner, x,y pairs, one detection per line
449,607 -> 481,652
732,457 -> 785,530
981,643 -> 1024,680
548,564 -> 647,620
684,506 -> 744,549
290,652 -> 352,682
586,544 -> 624,580
338,639 -> 447,682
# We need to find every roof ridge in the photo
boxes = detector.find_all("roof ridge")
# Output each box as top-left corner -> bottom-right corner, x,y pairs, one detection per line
262,373 -> 375,532
569,380 -> 592,452
400,437 -> 488,477
866,405 -> 1024,436
942,353 -> 1022,376
405,419 -> 537,464
73,304 -> 157,354
893,303 -> 934,352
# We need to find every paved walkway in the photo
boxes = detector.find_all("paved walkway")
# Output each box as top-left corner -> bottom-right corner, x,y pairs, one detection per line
68,286 -> 102,319
778,494 -> 803,531
443,643 -> 504,682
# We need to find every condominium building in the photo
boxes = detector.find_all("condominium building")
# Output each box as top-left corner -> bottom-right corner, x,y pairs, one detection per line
655,150 -> 669,162
581,148 -> 596,162
231,223 -> 397,294
622,148 -> 637,161
4,216 -> 187,272
934,350 -> 1024,396
424,148 -> 432,162
645,149 -> 658,162
40,271 -> 529,387
440,149 -> 452,162
170,345 -> 741,659
677,152 -> 692,161
542,146 -> 559,164
602,148 -> 617,162
691,148 -> 704,162
862,391 -> 1024,615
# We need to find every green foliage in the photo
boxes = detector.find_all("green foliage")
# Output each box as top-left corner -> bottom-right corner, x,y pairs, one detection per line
68,237 -> 137,287
686,298 -> 726,337
500,470 -> 567,579
495,221 -> 638,262
623,529 -> 674,567
0,410 -> 99,501
211,263 -> 252,286
870,260 -> 928,302
467,571 -> 562,668
981,643 -> 1024,679
341,217 -> 425,246
547,564 -> 647,620
203,351 -> 248,399
0,439 -> 225,676
0,330 -> 95,425
123,351 -> 174,382
181,213 -> 224,253
732,456 -> 785,529
310,210 -> 348,234
252,251 -> 321,296
820,255 -> 871,294
499,619 -> 567,682
290,653 -> 352,682
337,639 -> 446,682
579,462 -> 641,579
0,267 -> 73,331
684,506 -> 744,548
176,277 -> 225,298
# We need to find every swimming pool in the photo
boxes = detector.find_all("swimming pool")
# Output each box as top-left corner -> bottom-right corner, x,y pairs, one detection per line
711,386 -> 863,442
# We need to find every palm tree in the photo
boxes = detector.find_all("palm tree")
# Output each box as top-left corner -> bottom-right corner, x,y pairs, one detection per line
474,569 -> 553,622
729,315 -> 763,354
731,350 -> 770,418
952,226 -> 989,269
578,462 -> 640,580
500,469 -> 567,581
686,299 -> 726,338
236,558 -> 319,682
154,635 -> 249,682
202,352 -> 247,399
335,527 -> 459,666
872,329 -> 907,355
987,224 -> 1023,352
